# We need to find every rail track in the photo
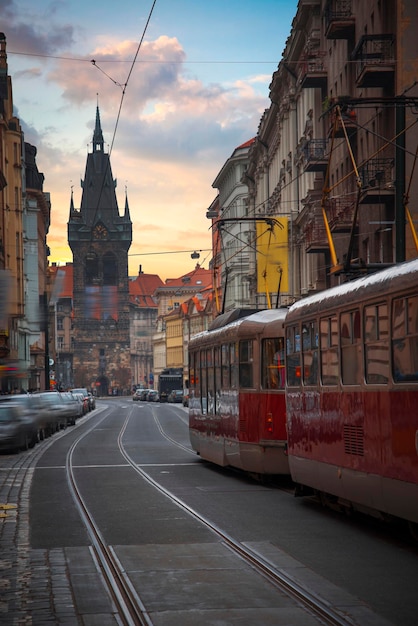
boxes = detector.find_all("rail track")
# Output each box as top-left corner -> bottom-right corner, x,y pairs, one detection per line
62,403 -> 361,625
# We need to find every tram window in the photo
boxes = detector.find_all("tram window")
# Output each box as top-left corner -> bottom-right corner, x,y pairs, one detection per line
206,348 -> 215,414
221,344 -> 230,388
320,316 -> 339,385
392,295 -> 418,382
201,349 -> 207,414
214,346 -> 221,413
230,343 -> 239,389
239,340 -> 254,388
262,337 -> 285,389
364,303 -> 389,384
302,321 -> 318,385
340,310 -> 362,385
286,325 -> 301,387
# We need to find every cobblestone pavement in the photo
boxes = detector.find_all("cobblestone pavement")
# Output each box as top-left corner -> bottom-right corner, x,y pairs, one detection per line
0,436 -> 80,625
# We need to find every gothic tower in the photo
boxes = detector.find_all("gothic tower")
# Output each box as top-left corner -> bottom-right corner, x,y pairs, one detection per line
68,107 -> 132,395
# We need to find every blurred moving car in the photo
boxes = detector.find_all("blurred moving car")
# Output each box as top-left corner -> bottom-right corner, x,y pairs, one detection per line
0,399 -> 38,452
168,389 -> 183,404
0,394 -> 46,441
34,391 -> 69,431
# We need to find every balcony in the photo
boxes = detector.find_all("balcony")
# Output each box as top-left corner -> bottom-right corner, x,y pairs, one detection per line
324,0 -> 355,39
304,210 -> 329,253
326,105 -> 357,139
326,197 -> 356,232
298,52 -> 327,89
359,158 -> 395,204
304,139 -> 329,172
353,34 -> 395,88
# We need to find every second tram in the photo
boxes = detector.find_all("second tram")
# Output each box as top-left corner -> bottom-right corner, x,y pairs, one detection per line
285,258 -> 418,527
188,308 -> 289,476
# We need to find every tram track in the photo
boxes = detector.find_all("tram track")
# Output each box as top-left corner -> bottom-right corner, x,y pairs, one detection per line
118,407 -> 359,626
66,408 -> 153,626
60,402 -> 366,625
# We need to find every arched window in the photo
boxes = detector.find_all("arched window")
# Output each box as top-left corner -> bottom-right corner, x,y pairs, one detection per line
85,253 -> 99,285
103,252 -> 118,286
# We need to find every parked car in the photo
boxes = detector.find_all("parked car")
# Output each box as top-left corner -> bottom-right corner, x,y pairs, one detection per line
132,389 -> 143,401
147,390 -> 159,402
0,399 -> 38,452
168,389 -> 183,404
71,388 -> 91,412
136,389 -> 150,401
60,391 -> 82,425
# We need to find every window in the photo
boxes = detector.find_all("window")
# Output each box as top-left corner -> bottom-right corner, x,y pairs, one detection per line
364,303 -> 389,383
302,320 -> 318,385
230,343 -> 239,389
320,316 -> 339,385
205,348 -> 215,414
392,295 -> 418,382
221,344 -> 230,388
214,346 -> 221,413
286,325 -> 301,386
340,309 -> 362,385
201,349 -> 207,414
262,337 -> 285,389
103,252 -> 118,286
57,317 -> 64,331
239,340 -> 253,388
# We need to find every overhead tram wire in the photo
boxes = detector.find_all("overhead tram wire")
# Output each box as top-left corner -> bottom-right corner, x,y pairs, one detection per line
88,0 -> 157,233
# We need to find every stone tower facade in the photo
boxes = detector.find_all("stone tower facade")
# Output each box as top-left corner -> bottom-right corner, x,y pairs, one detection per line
68,107 -> 132,395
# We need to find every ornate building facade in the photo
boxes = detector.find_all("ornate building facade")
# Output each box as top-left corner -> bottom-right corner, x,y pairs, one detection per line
68,108 -> 132,395
245,0 -> 418,305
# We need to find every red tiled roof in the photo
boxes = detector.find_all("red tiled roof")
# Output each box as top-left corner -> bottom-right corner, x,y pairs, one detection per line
129,273 -> 164,307
237,137 -> 256,150
160,265 -> 212,290
50,264 -> 73,299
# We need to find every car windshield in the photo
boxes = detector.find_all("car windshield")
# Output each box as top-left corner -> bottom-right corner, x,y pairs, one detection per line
0,405 -> 19,421
41,394 -> 61,404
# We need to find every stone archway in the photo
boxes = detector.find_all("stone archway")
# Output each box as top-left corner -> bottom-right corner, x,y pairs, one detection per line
95,375 -> 109,397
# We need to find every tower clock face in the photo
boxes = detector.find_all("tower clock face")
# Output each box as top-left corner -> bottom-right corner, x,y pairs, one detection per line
93,224 -> 108,239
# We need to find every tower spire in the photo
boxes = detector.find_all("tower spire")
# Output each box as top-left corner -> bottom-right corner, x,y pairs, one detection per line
93,100 -> 104,153
124,184 -> 131,220
68,185 -> 75,219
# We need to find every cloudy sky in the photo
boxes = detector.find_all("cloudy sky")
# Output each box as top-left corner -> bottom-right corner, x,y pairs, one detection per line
3,0 -> 297,280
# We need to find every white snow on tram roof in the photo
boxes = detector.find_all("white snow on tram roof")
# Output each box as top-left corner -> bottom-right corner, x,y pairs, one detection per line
190,308 -> 287,342
243,308 -> 287,323
289,258 -> 418,313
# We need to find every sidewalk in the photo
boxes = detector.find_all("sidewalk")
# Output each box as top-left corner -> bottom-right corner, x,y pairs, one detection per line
0,439 -> 79,625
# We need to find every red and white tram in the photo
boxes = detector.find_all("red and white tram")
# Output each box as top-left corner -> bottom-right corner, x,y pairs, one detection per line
285,259 -> 418,527
189,308 -> 289,476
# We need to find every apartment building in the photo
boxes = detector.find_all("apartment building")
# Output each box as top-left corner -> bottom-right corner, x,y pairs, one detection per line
245,0 -> 418,304
0,33 -> 50,391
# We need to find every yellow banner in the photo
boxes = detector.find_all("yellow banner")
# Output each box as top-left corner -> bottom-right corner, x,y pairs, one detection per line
256,218 -> 289,297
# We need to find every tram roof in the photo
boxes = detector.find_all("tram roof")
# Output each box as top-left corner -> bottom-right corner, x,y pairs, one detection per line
190,307 -> 288,345
287,258 -> 418,320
